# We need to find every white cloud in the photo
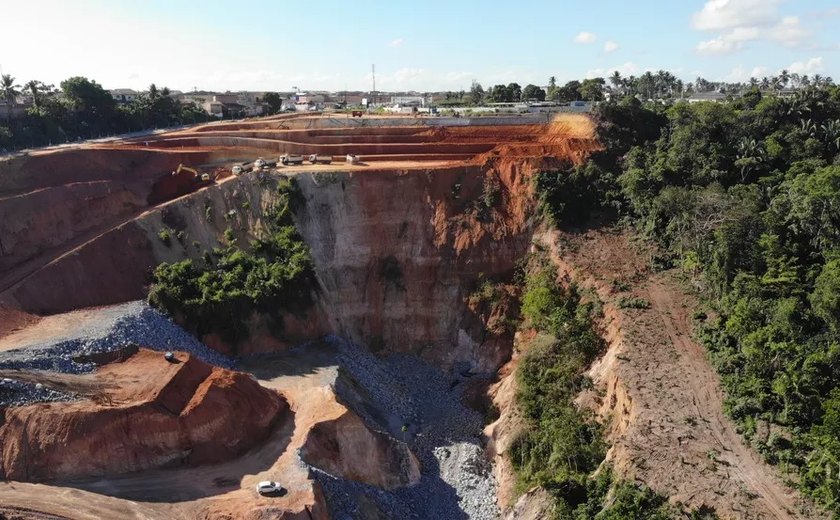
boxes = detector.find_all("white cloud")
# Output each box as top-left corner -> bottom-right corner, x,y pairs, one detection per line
603,41 -> 619,53
767,17 -> 810,47
574,32 -> 597,44
692,0 -> 814,53
692,0 -> 780,30
387,38 -> 404,47
787,57 -> 824,75
696,26 -> 759,54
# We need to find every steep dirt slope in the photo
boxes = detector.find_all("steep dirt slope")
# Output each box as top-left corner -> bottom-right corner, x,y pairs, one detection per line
489,227 -> 824,519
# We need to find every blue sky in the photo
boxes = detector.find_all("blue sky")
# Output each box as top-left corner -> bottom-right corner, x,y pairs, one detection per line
2,0 -> 838,92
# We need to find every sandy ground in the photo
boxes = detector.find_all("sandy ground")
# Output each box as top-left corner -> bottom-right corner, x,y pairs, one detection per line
542,227 -> 826,520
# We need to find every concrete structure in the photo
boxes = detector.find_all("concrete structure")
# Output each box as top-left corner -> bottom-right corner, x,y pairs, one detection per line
0,101 -> 28,120
391,95 -> 426,107
110,89 -> 139,104
687,91 -> 728,103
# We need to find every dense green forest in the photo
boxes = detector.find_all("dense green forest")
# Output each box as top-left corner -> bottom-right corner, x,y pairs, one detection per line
0,75 -> 212,151
538,85 -> 840,512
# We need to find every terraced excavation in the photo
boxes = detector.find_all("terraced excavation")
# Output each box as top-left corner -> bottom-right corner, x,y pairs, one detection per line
0,113 -> 819,519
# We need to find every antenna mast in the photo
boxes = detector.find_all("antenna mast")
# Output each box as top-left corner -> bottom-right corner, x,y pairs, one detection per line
371,64 -> 376,106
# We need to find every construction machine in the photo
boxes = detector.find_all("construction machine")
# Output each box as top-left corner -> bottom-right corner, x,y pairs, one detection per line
308,154 -> 333,165
281,153 -> 304,165
174,164 -> 199,177
175,164 -> 211,183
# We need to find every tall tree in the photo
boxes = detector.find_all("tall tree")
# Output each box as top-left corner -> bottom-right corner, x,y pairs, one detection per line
779,69 -> 790,89
263,92 -> 283,114
609,71 -> 623,93
469,81 -> 484,105
522,84 -> 546,102
580,78 -> 605,101
1,74 -> 21,120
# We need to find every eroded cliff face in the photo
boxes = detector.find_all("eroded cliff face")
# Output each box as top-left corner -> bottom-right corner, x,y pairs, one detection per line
291,158 -> 547,371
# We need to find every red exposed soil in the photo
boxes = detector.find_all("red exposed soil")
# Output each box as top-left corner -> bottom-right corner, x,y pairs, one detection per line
0,349 -> 288,481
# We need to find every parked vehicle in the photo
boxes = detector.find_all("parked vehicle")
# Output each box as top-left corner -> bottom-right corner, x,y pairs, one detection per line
256,481 -> 283,496
281,154 -> 304,165
308,154 -> 332,164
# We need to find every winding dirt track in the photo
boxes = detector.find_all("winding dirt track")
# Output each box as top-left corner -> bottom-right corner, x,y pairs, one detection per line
543,228 -> 825,520
646,279 -> 809,520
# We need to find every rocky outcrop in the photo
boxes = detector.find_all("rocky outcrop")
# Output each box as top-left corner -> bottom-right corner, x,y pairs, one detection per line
300,408 -> 421,489
0,349 -> 287,481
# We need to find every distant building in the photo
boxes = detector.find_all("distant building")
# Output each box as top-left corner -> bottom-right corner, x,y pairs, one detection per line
687,91 -> 728,103
110,89 -> 139,104
390,95 -> 426,107
295,93 -> 325,105
0,101 -> 28,120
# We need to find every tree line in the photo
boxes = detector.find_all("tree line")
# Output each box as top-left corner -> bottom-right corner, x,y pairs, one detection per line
0,74 -> 213,152
439,69 -> 836,107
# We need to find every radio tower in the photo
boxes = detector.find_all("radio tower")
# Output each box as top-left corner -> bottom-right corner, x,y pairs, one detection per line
371,64 -> 376,107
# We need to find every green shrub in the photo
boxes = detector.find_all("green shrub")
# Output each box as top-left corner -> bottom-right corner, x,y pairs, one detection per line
511,259 -> 606,507
158,228 -> 172,246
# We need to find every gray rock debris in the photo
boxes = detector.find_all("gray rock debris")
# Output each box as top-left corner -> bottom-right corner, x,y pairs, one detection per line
310,336 -> 501,520
0,300 -> 233,406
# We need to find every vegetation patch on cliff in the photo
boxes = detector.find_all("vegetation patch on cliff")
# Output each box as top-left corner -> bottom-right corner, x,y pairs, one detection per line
148,177 -> 315,343
510,256 -> 690,518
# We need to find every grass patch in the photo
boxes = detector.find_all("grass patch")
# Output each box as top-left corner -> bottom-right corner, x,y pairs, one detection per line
617,296 -> 651,309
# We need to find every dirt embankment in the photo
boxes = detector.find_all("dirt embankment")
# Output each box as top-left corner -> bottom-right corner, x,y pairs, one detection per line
0,348 -> 287,481
487,227 -> 825,519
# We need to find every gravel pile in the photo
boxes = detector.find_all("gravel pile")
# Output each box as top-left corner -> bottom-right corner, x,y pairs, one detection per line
0,300 -> 233,406
311,336 -> 501,520
0,378 -> 74,408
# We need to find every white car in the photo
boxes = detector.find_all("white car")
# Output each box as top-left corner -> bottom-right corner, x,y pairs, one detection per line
256,480 -> 283,496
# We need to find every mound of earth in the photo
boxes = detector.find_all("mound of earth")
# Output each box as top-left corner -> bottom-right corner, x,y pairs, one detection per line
0,348 -> 287,481
301,408 -> 421,489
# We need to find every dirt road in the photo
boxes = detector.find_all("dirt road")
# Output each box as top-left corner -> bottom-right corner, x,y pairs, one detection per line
543,228 -> 825,519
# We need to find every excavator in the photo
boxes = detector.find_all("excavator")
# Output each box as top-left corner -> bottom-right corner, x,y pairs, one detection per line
147,164 -> 211,205
174,164 -> 210,182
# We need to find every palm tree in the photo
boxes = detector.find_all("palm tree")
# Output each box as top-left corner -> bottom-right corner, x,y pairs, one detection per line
821,120 -> 840,152
24,80 -> 49,109
609,71 -> 622,93
1,74 -> 21,120
641,71 -> 656,100
813,74 -> 824,89
749,77 -> 759,88
736,137 -> 766,182
800,118 -> 817,137
760,77 -> 770,90
800,75 -> 810,89
779,69 -> 790,89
